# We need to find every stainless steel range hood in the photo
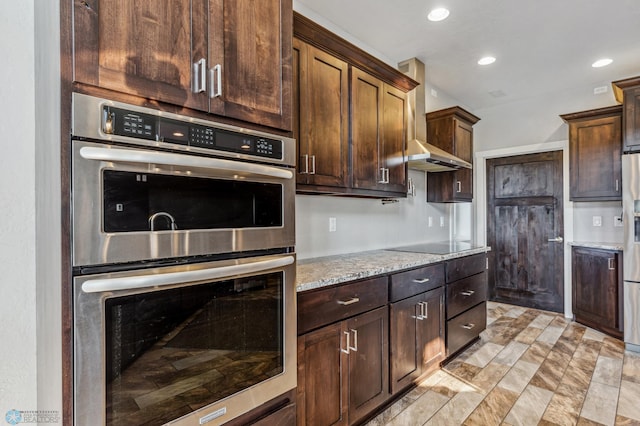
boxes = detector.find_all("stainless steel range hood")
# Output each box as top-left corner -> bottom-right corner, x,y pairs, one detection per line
398,58 -> 472,172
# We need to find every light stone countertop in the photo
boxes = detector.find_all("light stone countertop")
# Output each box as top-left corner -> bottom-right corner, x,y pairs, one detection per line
568,241 -> 624,251
296,247 -> 490,292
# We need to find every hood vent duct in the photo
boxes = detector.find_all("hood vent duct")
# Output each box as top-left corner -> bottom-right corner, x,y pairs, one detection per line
398,58 -> 472,172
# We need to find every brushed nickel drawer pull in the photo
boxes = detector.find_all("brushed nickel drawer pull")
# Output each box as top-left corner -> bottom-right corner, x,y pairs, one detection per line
460,290 -> 475,296
461,323 -> 475,330
608,258 -> 615,270
337,297 -> 360,306
412,278 -> 430,284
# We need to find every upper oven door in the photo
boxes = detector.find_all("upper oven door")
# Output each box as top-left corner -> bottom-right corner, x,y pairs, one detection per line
72,140 -> 295,267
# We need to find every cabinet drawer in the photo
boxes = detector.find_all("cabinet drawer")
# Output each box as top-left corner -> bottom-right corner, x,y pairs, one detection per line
446,272 -> 487,319
447,302 -> 486,356
445,253 -> 486,283
297,277 -> 388,334
389,263 -> 444,302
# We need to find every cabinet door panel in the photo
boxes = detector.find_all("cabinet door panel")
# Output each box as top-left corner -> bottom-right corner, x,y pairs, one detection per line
297,323 -> 347,426
351,68 -> 382,191
295,41 -> 349,187
73,0 -> 209,111
382,85 -> 407,192
390,294 -> 422,393
453,119 -> 473,199
572,247 -> 622,336
209,0 -> 292,130
421,288 -> 445,371
347,306 -> 389,424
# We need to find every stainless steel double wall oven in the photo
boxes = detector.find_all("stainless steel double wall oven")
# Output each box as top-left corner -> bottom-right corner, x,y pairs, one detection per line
71,93 -> 297,425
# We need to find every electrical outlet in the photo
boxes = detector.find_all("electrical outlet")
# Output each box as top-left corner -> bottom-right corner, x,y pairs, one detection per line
614,216 -> 623,227
329,217 -> 337,232
592,216 -> 602,227
428,217 -> 433,227
440,216 -> 445,227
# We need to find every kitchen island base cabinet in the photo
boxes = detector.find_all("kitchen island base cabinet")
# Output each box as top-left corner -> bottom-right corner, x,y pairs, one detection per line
572,246 -> 623,339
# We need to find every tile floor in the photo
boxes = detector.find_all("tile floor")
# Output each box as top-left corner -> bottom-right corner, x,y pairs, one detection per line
366,302 -> 640,426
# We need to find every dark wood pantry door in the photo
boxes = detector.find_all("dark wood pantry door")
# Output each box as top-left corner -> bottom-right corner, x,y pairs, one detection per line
486,151 -> 564,312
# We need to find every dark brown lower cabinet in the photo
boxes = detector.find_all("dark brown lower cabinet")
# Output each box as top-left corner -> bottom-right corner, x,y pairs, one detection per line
297,306 -> 389,425
390,287 -> 444,394
572,246 -> 623,339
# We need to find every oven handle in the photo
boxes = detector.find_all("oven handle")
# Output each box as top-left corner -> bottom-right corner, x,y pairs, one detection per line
79,146 -> 294,180
81,255 -> 295,293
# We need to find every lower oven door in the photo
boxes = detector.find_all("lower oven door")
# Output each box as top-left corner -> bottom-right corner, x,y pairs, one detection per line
73,253 -> 296,426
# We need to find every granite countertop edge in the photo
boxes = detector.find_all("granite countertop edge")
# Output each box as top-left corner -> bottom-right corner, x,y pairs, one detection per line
568,241 -> 624,251
296,247 -> 491,292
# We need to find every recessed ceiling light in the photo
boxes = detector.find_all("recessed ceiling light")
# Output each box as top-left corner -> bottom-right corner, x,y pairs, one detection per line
478,56 -> 496,65
427,7 -> 450,22
592,58 -> 613,68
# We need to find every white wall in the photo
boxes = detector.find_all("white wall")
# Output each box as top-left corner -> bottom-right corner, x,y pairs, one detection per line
0,0 -> 62,422
0,0 -> 38,414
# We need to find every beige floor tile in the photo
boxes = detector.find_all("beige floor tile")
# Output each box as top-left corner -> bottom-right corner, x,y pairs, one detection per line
497,360 -> 539,394
536,325 -> 566,345
405,369 -> 448,400
622,351 -> 640,384
387,390 -> 450,426
465,342 -> 504,368
493,341 -> 529,367
463,386 -> 519,425
431,370 -> 479,398
504,306 -> 528,318
528,314 -> 555,329
617,380 -> 640,422
580,381 -> 619,426
424,391 -> 484,426
591,356 -> 623,387
469,362 -> 511,395
504,384 -> 554,426
514,326 -> 544,345
583,327 -> 607,342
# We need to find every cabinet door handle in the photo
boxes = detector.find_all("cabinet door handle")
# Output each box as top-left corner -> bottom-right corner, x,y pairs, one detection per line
456,181 -> 462,193
412,278 -> 430,284
379,167 -> 386,184
460,290 -> 475,296
300,154 -> 309,174
310,155 -> 316,175
461,323 -> 475,330
385,168 -> 390,184
548,236 -> 564,243
209,64 -> 222,98
414,303 -> 425,321
341,331 -> 350,354
422,301 -> 428,319
192,58 -> 207,93
337,297 -> 360,306
608,258 -> 615,270
616,179 -> 620,192
349,329 -> 358,352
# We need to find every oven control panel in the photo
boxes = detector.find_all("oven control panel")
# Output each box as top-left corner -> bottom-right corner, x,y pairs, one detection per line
102,106 -> 283,160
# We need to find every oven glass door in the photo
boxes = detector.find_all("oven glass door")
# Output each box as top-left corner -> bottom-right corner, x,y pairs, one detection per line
74,254 -> 296,426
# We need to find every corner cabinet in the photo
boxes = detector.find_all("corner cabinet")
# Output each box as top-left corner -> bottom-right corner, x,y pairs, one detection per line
613,76 -> 640,153
572,246 -> 623,339
426,107 -> 480,202
72,0 -> 293,131
560,106 -> 623,201
293,13 -> 417,198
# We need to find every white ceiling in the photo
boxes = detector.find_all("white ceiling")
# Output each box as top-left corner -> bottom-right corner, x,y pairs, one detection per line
294,0 -> 640,111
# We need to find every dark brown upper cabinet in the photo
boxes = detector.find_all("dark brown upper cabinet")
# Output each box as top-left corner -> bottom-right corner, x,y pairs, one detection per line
293,12 -> 417,198
613,76 -> 640,153
561,105 -> 623,201
72,0 -> 292,131
293,38 -> 349,189
426,107 -> 480,202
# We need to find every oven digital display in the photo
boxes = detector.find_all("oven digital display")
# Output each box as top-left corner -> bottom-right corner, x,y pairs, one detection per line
158,119 -> 189,145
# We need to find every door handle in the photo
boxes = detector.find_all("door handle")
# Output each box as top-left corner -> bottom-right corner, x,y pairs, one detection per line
547,236 -> 564,243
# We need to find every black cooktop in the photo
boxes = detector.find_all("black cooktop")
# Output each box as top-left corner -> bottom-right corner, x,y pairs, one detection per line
386,241 -> 481,255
